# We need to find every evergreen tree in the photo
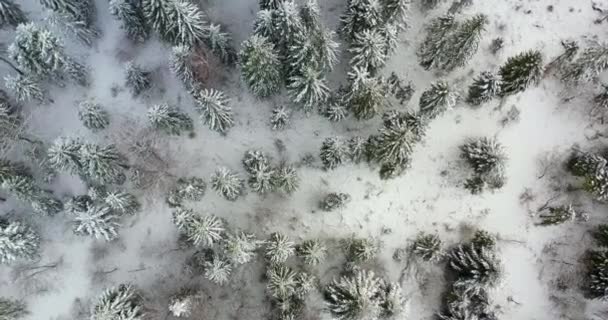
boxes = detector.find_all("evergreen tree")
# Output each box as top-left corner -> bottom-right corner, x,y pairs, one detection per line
320,137 -> 349,170
125,61 -> 152,96
39,0 -> 93,25
585,250 -> 608,299
44,8 -> 99,46
142,0 -> 172,35
192,88 -> 234,133
210,167 -> 244,201
594,224 -> 608,247
417,14 -> 458,70
109,0 -> 150,43
342,237 -> 377,262
537,203 -> 577,226
78,100 -> 110,131
324,270 -> 383,320
296,239 -> 327,265
546,40 -> 578,75
91,284 -> 144,320
324,91 -> 349,122
386,72 -> 415,105
370,121 -> 417,171
381,0 -> 410,28
271,163 -> 300,194
594,85 -> 608,111
79,143 -> 127,185
169,45 -> 196,88
203,252 -> 232,285
4,75 -> 46,103
260,0 -> 284,10
267,264 -> 298,299
421,0 -> 441,10
350,29 -> 387,72
272,1 -> 306,59
147,103 -> 193,135
104,191 -> 140,215
460,137 -> 506,176
265,232 -> 295,264
442,14 -> 487,72
378,282 -> 404,318
340,0 -> 382,41
270,106 -> 290,130
224,231 -> 260,264
419,81 -> 458,120
380,23 -> 399,56
448,244 -> 501,291
0,175 -> 61,216
320,192 -> 351,211
288,65 -> 330,112
165,0 -> 206,46
466,71 -> 501,106
65,194 -> 94,214
348,136 -> 367,163
167,177 -> 206,206
172,208 -> 224,247
438,284 -> 496,320
0,219 -> 39,264
347,67 -> 387,120
567,151 -> 606,178
205,23 -> 236,64
0,0 -> 26,28
248,162 -> 275,194
411,233 -> 442,262
47,137 -> 83,174
499,50 -> 544,96
31,193 -> 63,216
72,205 -> 120,241
561,42 -> 608,84
0,298 -> 27,320
239,35 -> 282,97
168,289 -> 197,317
252,9 -> 274,39
242,150 -> 271,174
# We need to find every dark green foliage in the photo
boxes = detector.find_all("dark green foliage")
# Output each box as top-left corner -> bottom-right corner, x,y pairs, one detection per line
460,137 -> 507,193
466,71 -> 501,106
442,14 -> 487,72
125,61 -> 152,96
320,137 -> 349,170
438,284 -> 497,320
585,250 -> 608,299
341,237 -> 377,263
340,0 -> 382,41
239,35 -> 282,97
411,233 -> 442,262
109,0 -> 150,43
537,204 -> 577,226
448,244 -> 501,291
499,50 -> 543,96
320,192 -> 351,211
417,14 -> 458,70
419,81 -> 457,120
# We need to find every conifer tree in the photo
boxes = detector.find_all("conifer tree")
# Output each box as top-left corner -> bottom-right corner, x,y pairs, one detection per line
203,252 -> 232,285
320,192 -> 351,211
296,239 -> 327,265
239,35 -> 282,97
412,233 -> 442,262
324,270 -> 383,320
91,284 -> 144,320
499,50 -> 543,96
267,264 -> 298,299
45,10 -> 99,47
272,1 -> 306,59
442,14 -> 487,71
109,0 -> 150,43
417,14 -> 458,70
72,205 -> 120,241
147,103 -> 193,135
172,208 -> 224,247
586,250 -> 608,299
0,219 -> 39,264
192,88 -> 234,133
342,237 -> 378,262
324,97 -> 349,122
350,29 -> 388,72
370,120 -> 417,172
288,66 -> 330,112
340,0 -> 382,41
79,143 -> 127,185
0,297 -> 27,320
594,85 -> 608,111
168,289 -> 196,317
210,167 -> 244,201
224,231 -> 260,264
205,23 -> 236,64
419,81 -> 458,120
167,177 -> 206,206
247,162 -> 275,194
31,193 -> 63,216
270,106 -> 290,130
40,0 -> 93,25
253,9 -> 274,39
104,191 -> 140,215
169,45 -> 197,88
165,0 -> 207,46
260,0 -> 284,10
271,163 -> 300,194
0,0 -> 26,28
347,67 -> 387,120
4,75 -> 46,103
466,71 -> 501,106
142,0 -> 172,35
265,232 -> 295,264
125,61 -> 152,96
561,42 -> 608,84
242,150 -> 271,174
460,137 -> 507,193
594,224 -> 608,247
448,244 -> 501,291
348,136 -> 367,163
537,203 -> 577,226
78,100 -> 110,131
320,137 -> 349,170
381,0 -> 410,28
47,137 -> 83,174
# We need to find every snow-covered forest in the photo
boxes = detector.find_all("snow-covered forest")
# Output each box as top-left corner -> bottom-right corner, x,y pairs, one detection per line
2,0 -> 608,319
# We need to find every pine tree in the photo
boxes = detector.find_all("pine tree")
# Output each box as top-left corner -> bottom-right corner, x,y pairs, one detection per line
2,175 -> 38,203
448,244 -> 501,291
0,0 -> 26,28
417,14 -> 458,70
253,9 -> 274,39
203,252 -> 232,285
272,1 -> 306,59
4,75 -> 46,103
466,71 -> 501,106
65,194 -> 93,214
109,0 -> 150,43
40,0 -> 93,25
340,0 -> 382,41
271,163 -> 300,194
585,250 -> 608,299
260,0 -> 284,10
296,239 -> 327,265
168,289 -> 197,317
47,137 -> 83,174
104,191 -> 139,215
165,0 -> 207,46
210,167 -> 244,201
471,230 -> 496,249
320,137 -> 349,170
142,0 -> 172,35
172,208 -> 224,246
270,106 -> 290,130
347,67 -> 387,120
79,143 -> 127,185
320,192 -> 351,211
561,42 -> 608,84
125,61 -> 152,96
224,231 -> 260,264
265,232 -> 295,264
288,66 -> 330,112
379,282 -> 405,318
438,284 -> 496,320
371,121 -> 417,170
45,10 -> 99,47
342,237 -> 377,263
239,35 -> 282,97
169,45 -> 196,88
324,270 -> 383,320
0,219 -> 39,264
192,88 -> 234,133
499,50 -> 544,96
567,151 -> 606,177
594,85 -> 608,111
242,150 -> 271,174
91,284 -> 144,320
350,29 -> 387,73
412,233 -> 442,262
323,90 -> 349,122
380,22 -> 399,56
248,162 -> 275,194
31,193 -> 63,216
419,81 -> 458,120
348,136 -> 367,163
167,177 -> 206,206
594,224 -> 608,247
441,14 -> 487,71
460,137 -> 506,175
381,0 -> 410,28
546,40 -> 578,75
78,100 -> 110,131
0,298 -> 27,320
267,264 -> 298,299
73,205 -> 120,241
147,103 -> 193,135
537,203 -> 578,226
205,23 -> 236,64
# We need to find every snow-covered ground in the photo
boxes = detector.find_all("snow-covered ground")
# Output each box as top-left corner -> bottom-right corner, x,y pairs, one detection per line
1,0 -> 608,319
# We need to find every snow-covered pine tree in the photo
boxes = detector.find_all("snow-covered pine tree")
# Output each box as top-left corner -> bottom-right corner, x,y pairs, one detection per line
470,230 -> 496,249
288,65 -> 330,112
561,42 -> 608,84
125,61 -> 152,96
342,237 -> 378,262
324,270 -> 383,320
340,0 -> 382,41
4,75 -> 46,103
252,9 -> 274,39
44,9 -> 99,47
348,136 -> 367,163
438,284 -> 496,320
210,167 -> 244,201
47,137 -> 83,174
568,151 -> 607,177
224,231 -> 260,264
320,137 -> 349,170
594,224 -> 608,247
378,281 -> 405,318
545,40 -> 579,75
260,0 -> 284,10
324,95 -> 349,122
594,85 -> 608,111
164,0 -> 206,46
168,289 -> 197,317
167,177 -> 206,206
78,100 -> 109,131
270,106 -> 290,130
537,203 -> 577,226
350,29 -> 388,73
266,264 -> 298,299
109,0 -> 149,43
104,191 -> 139,215
78,142 -> 127,185
91,284 -> 144,320
147,103 -> 193,135
448,244 -> 501,291
380,22 -> 399,57
417,14 -> 458,70
296,239 -> 327,265
142,0 -> 172,35
0,297 -> 27,320
499,50 -> 544,96
72,205 -> 120,241
419,80 -> 458,120
40,0 -> 93,25
65,194 -> 93,214
205,23 -> 236,64
381,0 -> 410,28
2,175 -> 38,202
192,88 -> 234,133
0,0 -> 25,28
440,14 -> 487,72
466,71 -> 501,106
172,208 -> 224,246
272,1 -> 306,60
265,232 -> 295,264
460,137 -> 506,176
248,162 -> 275,194
31,193 -> 63,216
347,67 -> 387,120
0,219 -> 39,264
239,35 -> 282,97
242,150 -> 271,174
203,252 -> 232,285
271,163 -> 300,194
412,233 -> 442,262
320,192 -> 351,211
370,120 -> 417,174
585,250 -> 608,299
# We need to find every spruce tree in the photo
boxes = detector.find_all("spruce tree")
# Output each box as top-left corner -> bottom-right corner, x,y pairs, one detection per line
272,1 -> 306,59
205,23 -> 236,64
499,50 -> 544,96
91,284 -> 145,320
0,0 -> 26,28
350,29 -> 388,72
147,103 -> 193,135
242,150 -> 271,174
381,0 -> 410,28
320,192 -> 351,211
78,100 -> 110,131
466,71 -> 501,106
270,106 -> 290,130
340,0 -> 382,41
192,88 -> 234,133
172,208 -> 224,247
417,14 -> 458,70
0,298 -> 27,320
271,163 -> 300,194
4,75 -> 46,103
239,35 -> 282,97
104,191 -> 140,215
72,205 -> 120,241
168,289 -> 196,317
594,85 -> 608,111
460,137 -> 506,176
203,252 -> 232,285
46,10 -> 99,47
349,136 -> 367,163
265,232 -> 295,264
347,67 -> 387,120
296,239 -> 327,265
594,224 -> 608,247
288,65 -> 330,112
253,9 -> 274,39
411,233 -> 442,262
561,42 -> 608,84
537,203 -> 577,226
342,237 -> 378,262
167,177 -> 206,206
39,0 -> 93,25
47,137 -> 83,174
142,0 -> 172,35
260,0 -> 284,10
442,14 -> 487,71
247,162 -> 275,194
125,61 -> 152,96
324,95 -> 349,122
79,143 -> 127,185
324,270 -> 383,320
210,167 -> 244,201
267,264 -> 298,299
224,231 -> 260,264
109,0 -> 150,43
165,0 -> 207,46
320,137 -> 349,170
0,219 -> 39,264
419,81 -> 458,120
371,121 -> 417,170
585,250 -> 608,299
448,244 -> 501,291
169,45 -> 197,88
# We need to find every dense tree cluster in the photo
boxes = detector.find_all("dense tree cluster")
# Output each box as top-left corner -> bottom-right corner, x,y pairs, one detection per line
460,137 -> 507,194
